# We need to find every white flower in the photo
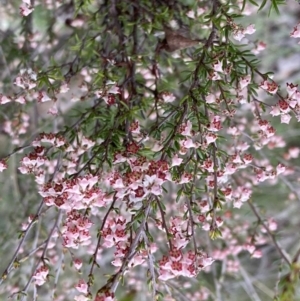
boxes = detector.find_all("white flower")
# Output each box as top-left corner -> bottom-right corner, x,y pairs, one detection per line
281,114 -> 291,124
244,24 -> 256,35
171,155 -> 183,167
206,94 -> 216,104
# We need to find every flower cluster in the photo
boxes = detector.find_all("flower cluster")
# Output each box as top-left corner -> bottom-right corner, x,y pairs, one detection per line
20,0 -> 34,17
159,249 -> 214,281
32,265 -> 49,286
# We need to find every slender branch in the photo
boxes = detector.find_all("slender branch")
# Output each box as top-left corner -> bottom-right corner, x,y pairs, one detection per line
247,200 -> 291,267
142,231 -> 156,300
87,196 -> 117,291
18,211 -> 62,300
156,197 -> 173,251
0,200 -> 44,285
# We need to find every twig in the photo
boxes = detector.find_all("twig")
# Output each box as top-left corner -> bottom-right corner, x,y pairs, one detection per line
87,196 -> 116,291
156,197 -> 173,250
0,200 -> 44,285
247,200 -> 291,267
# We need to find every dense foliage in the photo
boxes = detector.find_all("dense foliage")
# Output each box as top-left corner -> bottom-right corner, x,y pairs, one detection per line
1,0 -> 300,300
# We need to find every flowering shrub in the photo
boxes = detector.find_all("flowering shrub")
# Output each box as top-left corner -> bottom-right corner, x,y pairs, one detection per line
1,0 -> 300,300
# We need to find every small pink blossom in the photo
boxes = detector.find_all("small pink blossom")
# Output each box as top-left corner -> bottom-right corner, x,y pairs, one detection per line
14,69 -> 37,89
47,103 -> 58,115
33,265 -> 49,286
270,105 -> 281,117
286,83 -> 298,97
290,23 -> 300,38
209,71 -> 221,81
180,120 -> 193,136
69,18 -> 85,28
205,132 -> 217,144
252,41 -> 266,55
182,138 -> 196,148
0,160 -> 8,172
108,84 -> 120,94
171,154 -> 183,166
161,92 -> 176,103
278,99 -> 290,113
260,80 -> 278,94
38,91 -> 51,103
0,94 -> 12,104
186,10 -> 196,19
74,295 -> 89,301
15,95 -> 26,104
244,24 -> 256,35
239,75 -> 251,90
281,114 -> 292,124
60,82 -> 69,93
213,60 -> 223,73
267,219 -> 278,231
20,0 -> 34,16
75,280 -> 88,294
208,115 -> 222,132
251,250 -> 262,258
206,94 -> 216,104
276,163 -> 286,175
233,29 -> 245,41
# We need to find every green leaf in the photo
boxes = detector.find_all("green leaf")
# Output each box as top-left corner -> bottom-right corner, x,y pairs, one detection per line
258,0 -> 268,12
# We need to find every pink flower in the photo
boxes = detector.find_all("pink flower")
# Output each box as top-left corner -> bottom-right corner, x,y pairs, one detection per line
74,258 -> 83,270
209,71 -> 221,81
108,85 -> 120,94
260,80 -> 278,94
186,10 -> 196,19
286,82 -> 298,96
278,99 -> 290,113
244,24 -> 256,35
276,163 -> 286,175
213,60 -> 223,73
208,115 -> 222,132
38,91 -> 51,102
0,94 -> 12,104
14,68 -> 37,89
200,255 -> 215,269
281,114 -> 292,124
143,174 -> 163,195
251,250 -> 262,258
74,296 -> 89,301
291,23 -> 300,38
239,75 -> 251,90
243,154 -> 253,164
180,120 -> 193,136
270,105 -> 281,117
47,103 -> 58,115
20,0 -> 34,16
15,95 -> 26,104
161,92 -> 176,103
59,82 -> 69,93
233,29 -> 245,41
205,132 -> 217,144
75,280 -> 88,294
206,94 -> 216,104
252,41 -> 266,55
171,154 -> 183,166
0,160 -> 8,172
182,138 -> 196,148
158,269 -> 174,281
267,218 -> 278,231
33,265 -> 49,286
202,159 -> 214,172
